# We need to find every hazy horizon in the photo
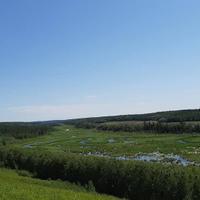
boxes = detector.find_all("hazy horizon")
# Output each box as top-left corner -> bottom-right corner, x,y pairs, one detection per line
1,0 -> 200,121
1,107 -> 199,123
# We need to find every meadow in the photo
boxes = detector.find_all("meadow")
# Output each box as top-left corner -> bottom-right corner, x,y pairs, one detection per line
15,125 -> 200,163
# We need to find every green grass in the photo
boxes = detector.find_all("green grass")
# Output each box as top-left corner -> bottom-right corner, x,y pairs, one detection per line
0,168 -> 118,200
12,125 -> 200,162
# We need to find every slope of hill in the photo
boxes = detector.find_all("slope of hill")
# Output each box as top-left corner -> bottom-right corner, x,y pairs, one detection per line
0,168 -> 118,200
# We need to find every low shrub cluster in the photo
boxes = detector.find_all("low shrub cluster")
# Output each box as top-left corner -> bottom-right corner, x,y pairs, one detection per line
0,147 -> 200,200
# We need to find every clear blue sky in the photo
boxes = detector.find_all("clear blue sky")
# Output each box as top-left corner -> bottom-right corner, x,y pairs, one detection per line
1,0 -> 200,121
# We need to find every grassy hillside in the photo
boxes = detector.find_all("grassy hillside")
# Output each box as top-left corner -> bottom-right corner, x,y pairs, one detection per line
0,168 -> 118,200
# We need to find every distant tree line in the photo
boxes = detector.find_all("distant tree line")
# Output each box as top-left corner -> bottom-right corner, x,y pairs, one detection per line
0,123 -> 51,139
0,147 -> 200,200
98,121 -> 200,134
143,121 -> 200,133
66,109 -> 200,124
65,109 -> 200,134
70,121 -> 200,134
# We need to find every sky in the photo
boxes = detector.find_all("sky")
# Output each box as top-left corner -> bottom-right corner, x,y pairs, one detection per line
0,0 -> 200,121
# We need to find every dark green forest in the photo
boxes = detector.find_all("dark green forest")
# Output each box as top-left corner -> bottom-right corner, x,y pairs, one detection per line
0,123 -> 51,139
95,121 -> 200,134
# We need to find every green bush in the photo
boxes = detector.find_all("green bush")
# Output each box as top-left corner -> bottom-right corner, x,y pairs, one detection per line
16,169 -> 34,178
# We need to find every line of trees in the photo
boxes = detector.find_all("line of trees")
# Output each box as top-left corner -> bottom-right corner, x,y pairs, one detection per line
66,109 -> 200,134
0,123 -> 51,139
71,121 -> 200,134
143,121 -> 200,133
0,147 -> 200,200
66,109 -> 200,124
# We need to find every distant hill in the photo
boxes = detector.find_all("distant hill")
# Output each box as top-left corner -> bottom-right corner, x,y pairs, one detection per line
65,109 -> 200,124
2,109 -> 200,125
64,109 -> 200,134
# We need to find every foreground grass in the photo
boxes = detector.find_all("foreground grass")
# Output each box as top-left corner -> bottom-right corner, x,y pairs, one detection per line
14,125 -> 200,162
0,168 -> 118,200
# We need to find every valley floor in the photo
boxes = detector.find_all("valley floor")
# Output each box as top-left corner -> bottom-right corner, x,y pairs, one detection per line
15,125 -> 200,163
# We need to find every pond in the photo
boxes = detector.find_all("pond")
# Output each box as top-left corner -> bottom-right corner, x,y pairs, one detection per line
81,151 -> 198,167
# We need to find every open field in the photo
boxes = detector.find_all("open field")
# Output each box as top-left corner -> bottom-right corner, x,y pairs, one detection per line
0,168 -> 118,200
14,125 -> 200,163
